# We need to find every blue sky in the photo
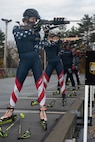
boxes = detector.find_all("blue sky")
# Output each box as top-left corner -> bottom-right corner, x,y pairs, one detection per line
0,0 -> 94,41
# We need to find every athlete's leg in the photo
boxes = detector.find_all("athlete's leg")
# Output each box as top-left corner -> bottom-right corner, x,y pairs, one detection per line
1,60 -> 30,119
67,68 -> 75,88
74,69 -> 80,86
56,60 -> 66,105
67,68 -> 77,95
43,62 -> 54,89
65,73 -> 69,84
54,62 -> 65,95
56,61 -> 65,92
32,55 -> 48,121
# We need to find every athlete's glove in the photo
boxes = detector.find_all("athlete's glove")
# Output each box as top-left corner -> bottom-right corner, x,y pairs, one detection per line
72,65 -> 76,70
57,39 -> 63,45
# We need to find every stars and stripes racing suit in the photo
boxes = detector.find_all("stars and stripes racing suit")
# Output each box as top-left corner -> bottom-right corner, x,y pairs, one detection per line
42,40 -> 66,98
9,25 -> 46,107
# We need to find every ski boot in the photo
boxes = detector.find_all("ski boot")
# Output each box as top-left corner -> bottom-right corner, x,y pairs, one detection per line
40,119 -> 47,131
72,88 -> 77,96
40,106 -> 47,131
31,100 -> 39,106
53,88 -> 60,95
0,107 -> 17,125
62,94 -> 67,106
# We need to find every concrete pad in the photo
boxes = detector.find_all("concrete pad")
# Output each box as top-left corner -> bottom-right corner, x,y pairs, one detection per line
0,74 -> 86,141
44,113 -> 76,142
0,112 -> 62,142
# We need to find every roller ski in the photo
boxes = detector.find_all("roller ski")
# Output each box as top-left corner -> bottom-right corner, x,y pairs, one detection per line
67,89 -> 77,97
31,100 -> 39,106
18,129 -> 31,139
0,112 -> 30,139
47,100 -> 56,107
0,107 -> 17,125
0,126 -> 8,138
53,89 -> 60,95
0,115 -> 17,125
40,107 -> 47,131
0,107 -> 17,138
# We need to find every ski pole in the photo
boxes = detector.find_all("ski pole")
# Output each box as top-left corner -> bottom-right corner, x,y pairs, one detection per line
17,113 -> 25,139
0,113 -> 24,138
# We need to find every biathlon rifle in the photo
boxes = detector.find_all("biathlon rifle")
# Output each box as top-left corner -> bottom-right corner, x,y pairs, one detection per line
19,17 -> 70,31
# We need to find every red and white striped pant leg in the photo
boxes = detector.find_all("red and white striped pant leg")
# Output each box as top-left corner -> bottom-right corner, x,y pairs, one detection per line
36,76 -> 46,107
10,77 -> 22,107
43,72 -> 49,89
58,71 -> 66,95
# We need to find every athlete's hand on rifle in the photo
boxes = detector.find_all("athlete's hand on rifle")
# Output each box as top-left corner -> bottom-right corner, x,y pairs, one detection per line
56,39 -> 63,45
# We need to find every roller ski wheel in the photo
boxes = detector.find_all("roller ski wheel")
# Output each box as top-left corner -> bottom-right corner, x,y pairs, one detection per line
31,100 -> 39,106
0,114 -> 17,125
0,126 -> 8,137
40,119 -> 47,131
72,90 -> 77,96
53,90 -> 60,95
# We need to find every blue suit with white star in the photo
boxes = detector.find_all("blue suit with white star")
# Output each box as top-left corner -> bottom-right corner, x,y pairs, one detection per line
12,25 -> 42,83
10,25 -> 45,107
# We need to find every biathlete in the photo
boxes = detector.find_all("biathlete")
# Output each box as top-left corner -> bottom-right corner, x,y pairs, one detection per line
71,47 -> 81,89
54,41 -> 76,96
42,34 -> 66,106
0,9 -> 47,127
65,46 -> 81,89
